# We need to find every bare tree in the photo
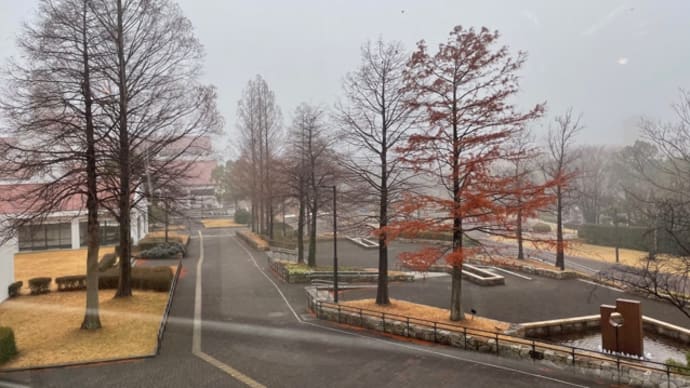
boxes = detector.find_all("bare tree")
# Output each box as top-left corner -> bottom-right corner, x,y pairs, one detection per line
335,39 -> 414,305
289,104 -> 336,267
504,130 -> 538,260
544,108 -> 583,270
574,145 -> 613,224
0,0 -> 107,329
235,75 -> 282,237
89,0 -> 221,297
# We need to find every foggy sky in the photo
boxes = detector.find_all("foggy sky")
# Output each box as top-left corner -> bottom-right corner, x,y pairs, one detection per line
2,0 -> 690,158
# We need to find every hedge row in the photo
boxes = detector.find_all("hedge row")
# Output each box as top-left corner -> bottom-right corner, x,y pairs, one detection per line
99,266 -> 173,292
577,223 -> 690,255
7,281 -> 22,298
0,327 -> 17,364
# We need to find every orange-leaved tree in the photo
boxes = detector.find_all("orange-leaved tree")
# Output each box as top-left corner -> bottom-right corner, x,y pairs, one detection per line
388,26 -> 557,321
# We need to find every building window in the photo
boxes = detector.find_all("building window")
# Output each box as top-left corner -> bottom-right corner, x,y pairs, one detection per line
17,223 -> 71,251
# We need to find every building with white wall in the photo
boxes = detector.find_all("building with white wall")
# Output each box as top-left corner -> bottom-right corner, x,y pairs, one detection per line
0,238 -> 17,302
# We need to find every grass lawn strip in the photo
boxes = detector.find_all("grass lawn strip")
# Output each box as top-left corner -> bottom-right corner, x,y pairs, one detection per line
340,298 -> 510,333
0,289 -> 168,369
144,231 -> 190,246
14,246 -> 116,291
201,218 -> 243,228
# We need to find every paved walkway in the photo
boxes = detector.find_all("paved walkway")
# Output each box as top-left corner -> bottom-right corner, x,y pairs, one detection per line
0,228 -> 608,387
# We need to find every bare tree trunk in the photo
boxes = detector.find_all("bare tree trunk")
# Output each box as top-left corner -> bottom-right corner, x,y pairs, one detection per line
308,196 -> 317,267
297,187 -> 305,264
115,0 -> 132,298
555,185 -> 565,271
516,207 -> 524,260
81,0 -> 101,329
376,139 -> 389,305
450,93 -> 464,321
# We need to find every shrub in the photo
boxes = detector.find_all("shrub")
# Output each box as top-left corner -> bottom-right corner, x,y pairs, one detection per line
7,281 -> 22,298
98,253 -> 118,272
666,351 -> 690,376
99,266 -> 173,292
234,208 -> 250,224
0,327 -> 17,364
55,275 -> 87,291
531,223 -> 552,233
139,242 -> 183,259
28,277 -> 51,295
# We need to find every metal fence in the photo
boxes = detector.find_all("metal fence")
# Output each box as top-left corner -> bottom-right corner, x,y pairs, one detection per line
309,298 -> 690,385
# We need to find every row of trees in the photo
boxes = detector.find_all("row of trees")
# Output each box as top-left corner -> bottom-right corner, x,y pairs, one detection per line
0,0 -> 220,329
228,26 -> 578,321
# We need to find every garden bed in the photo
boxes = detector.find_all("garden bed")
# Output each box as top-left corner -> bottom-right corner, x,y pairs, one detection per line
270,260 -> 413,284
340,298 -> 510,333
201,218 -> 243,228
236,230 -> 269,251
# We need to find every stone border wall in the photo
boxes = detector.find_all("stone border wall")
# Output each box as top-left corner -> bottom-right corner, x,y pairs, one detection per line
463,264 -> 505,286
305,287 -> 690,388
517,315 -> 690,346
236,230 -> 269,251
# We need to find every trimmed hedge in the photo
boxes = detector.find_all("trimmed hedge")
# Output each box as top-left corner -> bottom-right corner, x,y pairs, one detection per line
577,223 -> 690,255
98,253 -> 118,272
28,277 -> 51,295
56,275 -> 87,291
531,223 -> 552,233
8,281 -> 22,298
0,327 -> 17,364
234,208 -> 250,224
99,266 -> 173,292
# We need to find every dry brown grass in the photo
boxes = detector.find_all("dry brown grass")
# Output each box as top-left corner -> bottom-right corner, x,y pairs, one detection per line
340,298 -> 511,333
201,218 -> 242,228
0,289 -> 168,369
492,235 -> 683,268
144,231 -> 190,246
14,246 -> 116,289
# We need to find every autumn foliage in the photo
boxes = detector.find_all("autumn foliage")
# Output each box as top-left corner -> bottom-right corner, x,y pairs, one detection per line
383,26 -> 560,320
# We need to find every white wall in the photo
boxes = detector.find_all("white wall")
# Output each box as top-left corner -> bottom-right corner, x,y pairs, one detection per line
0,237 -> 17,302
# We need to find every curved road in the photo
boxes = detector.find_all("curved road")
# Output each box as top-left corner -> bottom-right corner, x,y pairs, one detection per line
0,228 -> 608,387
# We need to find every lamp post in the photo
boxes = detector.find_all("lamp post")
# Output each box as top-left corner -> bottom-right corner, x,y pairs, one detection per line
320,185 -> 338,302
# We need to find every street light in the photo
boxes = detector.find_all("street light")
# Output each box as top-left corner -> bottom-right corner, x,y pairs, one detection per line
320,185 -> 338,303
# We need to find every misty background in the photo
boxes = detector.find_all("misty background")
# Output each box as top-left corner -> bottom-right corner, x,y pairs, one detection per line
2,0 -> 690,157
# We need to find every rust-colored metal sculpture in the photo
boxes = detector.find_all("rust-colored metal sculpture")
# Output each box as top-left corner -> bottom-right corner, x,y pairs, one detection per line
600,299 -> 643,357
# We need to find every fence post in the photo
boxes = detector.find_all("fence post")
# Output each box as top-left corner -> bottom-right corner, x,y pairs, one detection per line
337,305 -> 341,323
495,333 -> 499,355
406,317 -> 410,337
571,347 -> 575,366
433,322 -> 437,343
464,327 -> 467,349
382,313 -> 386,333
666,364 -> 670,388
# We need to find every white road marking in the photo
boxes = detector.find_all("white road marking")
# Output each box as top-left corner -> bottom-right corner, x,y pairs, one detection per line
193,231 -> 266,388
233,236 -> 589,388
578,278 -> 624,293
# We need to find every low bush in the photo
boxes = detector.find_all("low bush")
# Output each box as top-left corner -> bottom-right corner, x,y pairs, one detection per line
55,275 -> 87,291
234,208 -> 250,224
0,327 -> 17,364
28,277 -> 51,295
99,266 -> 173,292
139,242 -> 184,259
98,253 -> 118,272
531,223 -> 552,233
7,281 -> 22,298
666,351 -> 690,375
579,222 -> 690,255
